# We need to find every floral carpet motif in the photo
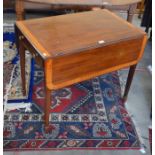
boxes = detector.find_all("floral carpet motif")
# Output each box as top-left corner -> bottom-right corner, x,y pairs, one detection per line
3,30 -> 33,102
4,65 -> 141,150
3,26 -> 141,151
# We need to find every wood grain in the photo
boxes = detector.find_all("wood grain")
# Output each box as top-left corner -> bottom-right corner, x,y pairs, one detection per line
44,37 -> 147,90
16,9 -> 147,91
16,0 -> 141,21
16,10 -> 145,58
52,38 -> 143,83
123,64 -> 137,101
18,37 -> 26,96
16,0 -> 25,20
25,0 -> 141,6
16,10 -> 147,126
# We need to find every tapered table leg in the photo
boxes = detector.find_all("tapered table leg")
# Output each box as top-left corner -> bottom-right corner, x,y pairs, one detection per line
16,0 -> 25,20
44,87 -> 51,127
123,64 -> 137,102
44,60 -> 52,130
127,3 -> 137,23
19,39 -> 26,96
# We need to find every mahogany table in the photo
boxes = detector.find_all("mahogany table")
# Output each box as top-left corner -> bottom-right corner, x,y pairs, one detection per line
16,0 -> 141,22
15,9 -> 147,128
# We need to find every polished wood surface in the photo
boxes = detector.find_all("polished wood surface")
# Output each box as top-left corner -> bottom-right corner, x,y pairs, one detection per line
16,10 -> 145,59
16,0 -> 140,22
16,10 -> 147,126
52,38 -> 143,85
25,0 -> 140,6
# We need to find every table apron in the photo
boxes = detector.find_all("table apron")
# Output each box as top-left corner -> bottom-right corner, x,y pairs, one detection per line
45,37 -> 144,90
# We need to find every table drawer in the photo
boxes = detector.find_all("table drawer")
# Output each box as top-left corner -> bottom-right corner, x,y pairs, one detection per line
52,37 -> 144,85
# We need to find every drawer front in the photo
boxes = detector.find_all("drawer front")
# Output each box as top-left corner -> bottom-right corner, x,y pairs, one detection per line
52,37 -> 143,85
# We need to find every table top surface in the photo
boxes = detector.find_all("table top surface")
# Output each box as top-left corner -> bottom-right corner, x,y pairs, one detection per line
16,9 -> 145,58
25,0 -> 141,6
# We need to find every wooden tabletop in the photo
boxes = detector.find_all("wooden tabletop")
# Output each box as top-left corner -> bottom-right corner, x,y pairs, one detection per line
25,0 -> 141,6
16,9 -> 145,59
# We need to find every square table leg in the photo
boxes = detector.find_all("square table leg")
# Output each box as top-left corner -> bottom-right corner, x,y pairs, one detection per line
16,0 -> 25,21
44,87 -> 51,127
18,38 -> 26,96
44,61 -> 52,129
127,3 -> 137,23
123,64 -> 137,102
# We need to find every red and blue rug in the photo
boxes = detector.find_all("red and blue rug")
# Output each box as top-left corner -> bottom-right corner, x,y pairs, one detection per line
3,29 -> 141,151
4,64 -> 141,151
3,29 -> 34,103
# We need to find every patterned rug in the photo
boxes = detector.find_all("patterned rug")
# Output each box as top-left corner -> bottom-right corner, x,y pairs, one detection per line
4,63 -> 141,150
3,25 -> 141,151
3,28 -> 34,103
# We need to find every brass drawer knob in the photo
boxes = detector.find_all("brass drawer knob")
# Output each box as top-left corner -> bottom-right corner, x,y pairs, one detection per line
19,35 -> 24,40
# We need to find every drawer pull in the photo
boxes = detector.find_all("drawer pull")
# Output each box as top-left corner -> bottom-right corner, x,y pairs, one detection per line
19,35 -> 24,40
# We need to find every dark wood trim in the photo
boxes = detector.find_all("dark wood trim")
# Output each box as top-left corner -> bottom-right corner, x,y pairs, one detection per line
123,64 -> 137,101
16,0 -> 25,20
127,3 -> 137,22
18,37 -> 26,96
44,88 -> 51,127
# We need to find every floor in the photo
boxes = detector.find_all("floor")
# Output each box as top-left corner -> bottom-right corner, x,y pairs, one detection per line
3,10 -> 152,155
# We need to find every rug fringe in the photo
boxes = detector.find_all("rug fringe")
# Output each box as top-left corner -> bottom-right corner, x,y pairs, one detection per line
5,102 -> 32,112
119,70 -> 147,153
4,63 -> 32,115
3,23 -> 14,27
3,23 -> 14,32
125,102 -> 146,154
4,64 -> 17,115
